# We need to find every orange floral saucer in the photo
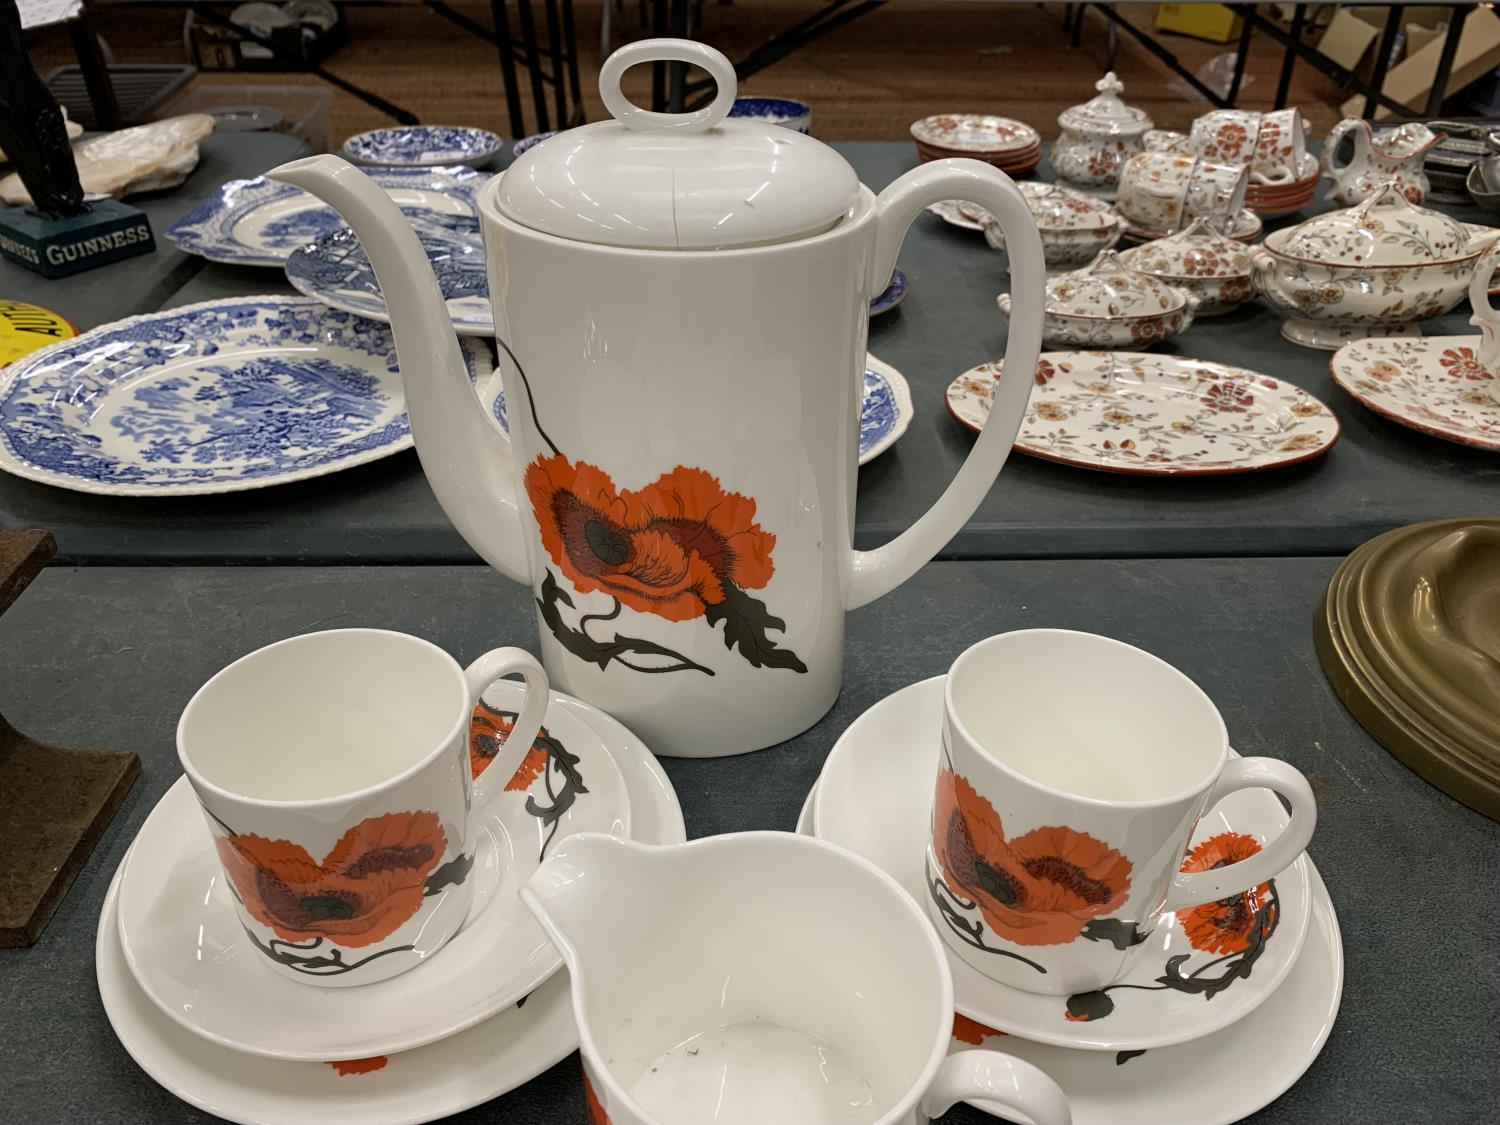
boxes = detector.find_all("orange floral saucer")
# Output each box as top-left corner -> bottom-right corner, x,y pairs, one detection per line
809,676 -> 1315,1052
115,681 -> 632,1062
798,789 -> 1341,1125
1330,334 -> 1500,451
97,693 -> 686,1124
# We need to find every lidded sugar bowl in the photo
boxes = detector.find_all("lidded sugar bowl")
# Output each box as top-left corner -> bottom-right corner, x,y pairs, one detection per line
1120,216 -> 1255,316
998,249 -> 1196,348
1254,179 -> 1500,349
1051,72 -> 1153,192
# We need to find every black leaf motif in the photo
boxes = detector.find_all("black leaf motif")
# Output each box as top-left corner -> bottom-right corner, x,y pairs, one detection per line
1116,1050 -> 1147,1066
424,851 -> 475,897
1080,916 -> 1152,950
702,580 -> 809,673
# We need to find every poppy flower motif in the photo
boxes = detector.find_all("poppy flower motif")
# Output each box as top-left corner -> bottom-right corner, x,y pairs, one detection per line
1175,832 -> 1276,955
327,1056 -> 388,1076
952,1013 -> 1006,1045
1202,382 -> 1254,413
933,769 -> 1131,946
214,812 -> 445,949
469,698 -> 550,789
1439,347 -> 1491,381
584,1069 -> 611,1125
525,455 -> 775,624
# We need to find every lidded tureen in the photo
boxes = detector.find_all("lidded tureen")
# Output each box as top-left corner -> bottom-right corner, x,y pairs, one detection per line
980,181 -> 1123,268
1119,216 -> 1255,316
1254,179 -> 1500,349
998,249 -> 1196,348
1051,72 -> 1153,192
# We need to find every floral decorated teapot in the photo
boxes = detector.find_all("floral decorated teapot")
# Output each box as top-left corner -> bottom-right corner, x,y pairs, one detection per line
270,40 -> 1046,757
1322,118 -> 1441,206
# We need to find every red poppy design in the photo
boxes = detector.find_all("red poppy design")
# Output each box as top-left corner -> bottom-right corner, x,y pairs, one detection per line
525,455 -> 776,623
1438,347 -> 1491,381
327,1056 -> 388,1076
469,698 -> 550,789
214,812 -> 445,948
584,1068 -> 611,1125
1175,832 -> 1276,955
933,769 -> 1131,946
1202,381 -> 1255,413
952,1013 -> 1006,1045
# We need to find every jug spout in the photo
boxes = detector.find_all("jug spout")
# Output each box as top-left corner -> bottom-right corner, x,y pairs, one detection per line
270,155 -> 531,582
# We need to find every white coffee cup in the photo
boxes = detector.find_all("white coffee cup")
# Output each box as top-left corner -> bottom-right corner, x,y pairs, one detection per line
927,629 -> 1316,997
178,628 -> 549,987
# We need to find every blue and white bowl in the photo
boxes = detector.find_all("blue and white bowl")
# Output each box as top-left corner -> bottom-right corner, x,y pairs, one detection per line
729,96 -> 812,134
512,131 -> 557,158
341,125 -> 505,169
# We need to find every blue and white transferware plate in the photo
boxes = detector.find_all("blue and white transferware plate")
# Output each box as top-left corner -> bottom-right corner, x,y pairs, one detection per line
0,297 -> 498,496
728,96 -> 812,133
512,131 -> 557,158
341,125 -> 505,169
284,212 -> 493,336
165,166 -> 485,267
477,353 -> 910,466
870,268 -> 909,316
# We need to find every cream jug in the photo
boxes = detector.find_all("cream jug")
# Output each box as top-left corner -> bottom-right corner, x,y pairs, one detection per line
522,833 -> 1072,1125
271,39 -> 1045,758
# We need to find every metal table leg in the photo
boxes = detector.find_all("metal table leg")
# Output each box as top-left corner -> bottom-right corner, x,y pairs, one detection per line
66,7 -> 123,131
1426,5 -> 1471,117
1272,3 -> 1305,109
1364,5 -> 1404,121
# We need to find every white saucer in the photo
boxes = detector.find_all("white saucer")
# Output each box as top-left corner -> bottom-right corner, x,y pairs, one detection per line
117,682 -> 630,1062
797,789 -> 1342,1125
99,692 -> 685,1125
811,676 -> 1312,1052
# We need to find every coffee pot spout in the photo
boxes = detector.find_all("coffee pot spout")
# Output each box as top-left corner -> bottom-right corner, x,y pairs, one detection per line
269,155 -> 530,582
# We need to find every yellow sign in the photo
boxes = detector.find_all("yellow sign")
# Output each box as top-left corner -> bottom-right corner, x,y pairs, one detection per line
0,300 -> 76,366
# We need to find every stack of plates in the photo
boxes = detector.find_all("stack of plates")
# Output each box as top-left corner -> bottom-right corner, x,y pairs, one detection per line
1244,152 -> 1320,218
910,114 -> 1041,174
798,677 -> 1345,1125
97,687 -> 687,1125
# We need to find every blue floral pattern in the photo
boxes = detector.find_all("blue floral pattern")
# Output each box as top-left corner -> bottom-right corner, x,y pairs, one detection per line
165,167 -> 485,267
870,269 -> 908,316
342,126 -> 503,167
728,97 -> 812,133
284,212 -> 493,335
0,298 -> 495,495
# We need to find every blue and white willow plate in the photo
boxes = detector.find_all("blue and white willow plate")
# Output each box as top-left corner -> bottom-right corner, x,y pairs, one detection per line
477,353 -> 911,466
0,297 -> 499,497
341,125 -> 505,169
165,166 -> 485,268
870,268 -> 909,317
284,212 -> 494,336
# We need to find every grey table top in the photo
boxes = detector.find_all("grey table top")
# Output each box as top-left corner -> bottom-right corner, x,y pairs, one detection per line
2,558 -> 1496,1123
1,141 -> 1497,564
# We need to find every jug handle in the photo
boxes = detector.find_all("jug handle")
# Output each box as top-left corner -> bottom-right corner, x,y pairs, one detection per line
921,1049 -> 1072,1125
845,160 -> 1044,610
1468,243 -> 1500,371
1322,117 -> 1364,178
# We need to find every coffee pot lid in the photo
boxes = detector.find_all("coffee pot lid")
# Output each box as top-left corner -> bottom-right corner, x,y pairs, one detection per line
495,39 -> 860,250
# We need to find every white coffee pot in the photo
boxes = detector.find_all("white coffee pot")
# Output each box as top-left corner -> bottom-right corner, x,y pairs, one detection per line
271,39 -> 1045,758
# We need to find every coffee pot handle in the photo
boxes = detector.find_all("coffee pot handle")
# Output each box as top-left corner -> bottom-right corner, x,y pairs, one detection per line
462,647 -> 551,810
845,161 -> 1045,610
1162,757 -> 1317,913
922,1049 -> 1072,1125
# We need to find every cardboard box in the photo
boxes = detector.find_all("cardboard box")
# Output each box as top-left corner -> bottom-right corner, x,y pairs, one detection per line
1154,4 -> 1243,44
1318,7 -> 1381,76
1342,7 -> 1500,120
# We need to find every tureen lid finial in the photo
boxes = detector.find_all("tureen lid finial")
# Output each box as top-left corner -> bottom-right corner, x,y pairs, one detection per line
1096,71 -> 1125,97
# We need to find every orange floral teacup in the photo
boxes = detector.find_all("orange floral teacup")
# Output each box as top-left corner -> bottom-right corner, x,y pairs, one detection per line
177,628 -> 549,987
927,629 -> 1316,996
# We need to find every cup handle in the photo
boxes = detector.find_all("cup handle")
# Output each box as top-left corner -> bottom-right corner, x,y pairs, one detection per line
921,1050 -> 1071,1125
844,159 -> 1045,610
1161,757 -> 1317,913
462,647 -> 551,810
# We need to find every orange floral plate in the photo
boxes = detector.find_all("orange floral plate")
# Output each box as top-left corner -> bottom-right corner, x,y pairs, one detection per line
1330,334 -> 1500,451
798,790 -> 1342,1125
810,677 -> 1314,1052
98,692 -> 685,1125
947,352 -> 1339,476
115,681 -> 631,1063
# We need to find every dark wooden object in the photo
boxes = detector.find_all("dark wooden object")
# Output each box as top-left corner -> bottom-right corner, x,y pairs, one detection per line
0,530 -> 139,947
